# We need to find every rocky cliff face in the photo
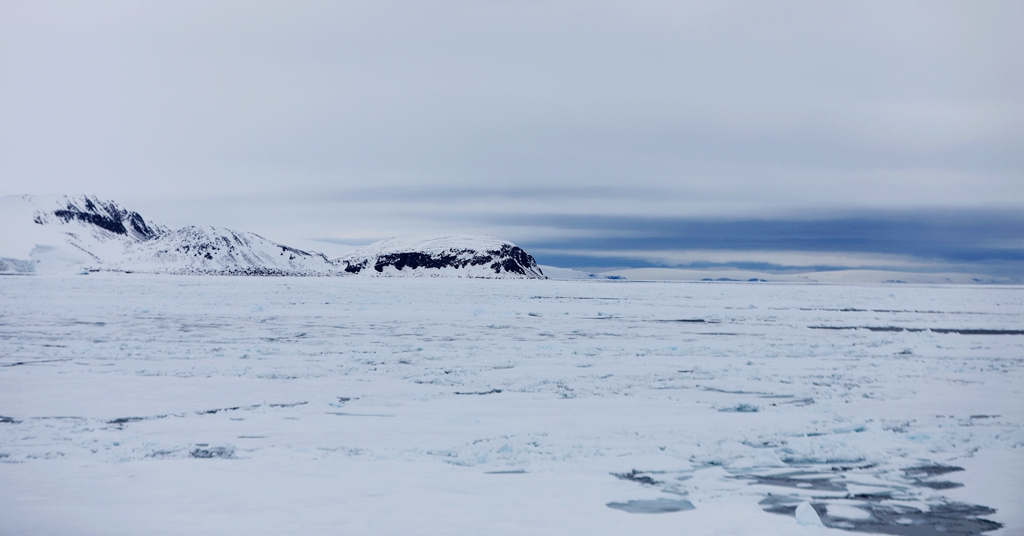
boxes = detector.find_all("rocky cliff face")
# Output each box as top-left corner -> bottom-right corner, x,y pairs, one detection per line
337,236 -> 546,279
41,196 -> 165,241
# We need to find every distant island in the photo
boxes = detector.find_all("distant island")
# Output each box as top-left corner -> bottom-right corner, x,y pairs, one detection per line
0,195 -> 545,279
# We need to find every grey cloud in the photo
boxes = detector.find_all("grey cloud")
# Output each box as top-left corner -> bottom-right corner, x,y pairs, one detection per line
0,1 -> 1021,275
503,210 -> 1024,277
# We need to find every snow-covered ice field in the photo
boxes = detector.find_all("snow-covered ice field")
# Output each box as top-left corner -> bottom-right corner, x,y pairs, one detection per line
1,275 -> 1022,535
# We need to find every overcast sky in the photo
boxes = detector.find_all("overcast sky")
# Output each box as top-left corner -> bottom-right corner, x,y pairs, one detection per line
1,1 -> 1022,273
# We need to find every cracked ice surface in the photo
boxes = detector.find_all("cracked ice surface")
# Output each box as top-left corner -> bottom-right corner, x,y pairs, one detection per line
1,275 -> 1021,535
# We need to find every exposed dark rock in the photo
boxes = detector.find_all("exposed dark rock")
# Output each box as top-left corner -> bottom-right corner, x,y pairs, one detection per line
367,245 -> 541,276
52,196 -> 162,240
341,241 -> 545,278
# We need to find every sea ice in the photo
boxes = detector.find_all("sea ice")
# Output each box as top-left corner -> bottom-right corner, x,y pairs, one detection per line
0,275 -> 1020,535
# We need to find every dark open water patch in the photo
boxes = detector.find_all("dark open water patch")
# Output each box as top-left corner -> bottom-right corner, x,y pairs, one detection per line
324,412 -> 394,417
701,388 -> 814,406
190,446 -> 234,459
800,308 -> 1014,316
107,402 -> 300,427
810,326 -> 1024,335
774,397 -> 815,406
903,465 -> 964,478
0,415 -> 22,424
268,401 -> 308,408
529,296 -> 625,301
612,470 -> 662,486
606,498 -> 695,514
703,387 -> 774,395
743,473 -> 847,492
720,403 -> 760,413
454,389 -> 502,395
2,358 -> 72,367
913,480 -> 964,490
737,461 -> 1000,535
762,496 -> 1001,535
196,406 -> 241,415
903,465 -> 965,490
108,415 -> 169,426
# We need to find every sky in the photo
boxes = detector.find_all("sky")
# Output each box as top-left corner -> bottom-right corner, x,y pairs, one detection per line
1,1 -> 1022,275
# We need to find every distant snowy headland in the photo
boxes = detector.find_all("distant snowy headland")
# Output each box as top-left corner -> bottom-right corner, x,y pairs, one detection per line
0,194 -> 546,279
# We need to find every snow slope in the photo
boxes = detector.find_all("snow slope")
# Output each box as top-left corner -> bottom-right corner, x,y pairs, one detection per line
0,195 -> 338,276
337,235 -> 546,279
113,226 -> 337,276
0,194 -> 167,274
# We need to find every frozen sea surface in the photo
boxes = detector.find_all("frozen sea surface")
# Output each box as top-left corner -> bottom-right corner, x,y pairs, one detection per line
1,275 -> 1021,535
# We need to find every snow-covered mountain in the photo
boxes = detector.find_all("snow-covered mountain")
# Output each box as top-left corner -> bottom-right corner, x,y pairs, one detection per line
1,195 -> 546,278
1,195 -> 336,275
116,226 -> 338,276
336,236 -> 545,279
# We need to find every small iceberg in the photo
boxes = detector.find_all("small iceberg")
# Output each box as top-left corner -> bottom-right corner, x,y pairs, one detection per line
796,501 -> 824,526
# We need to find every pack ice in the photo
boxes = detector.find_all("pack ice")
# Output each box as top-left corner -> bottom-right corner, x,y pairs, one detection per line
1,274 -> 1020,535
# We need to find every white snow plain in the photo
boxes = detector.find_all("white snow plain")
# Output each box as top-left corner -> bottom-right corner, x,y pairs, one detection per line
1,275 -> 1022,536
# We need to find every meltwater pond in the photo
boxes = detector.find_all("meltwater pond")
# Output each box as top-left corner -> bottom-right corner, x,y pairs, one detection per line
1,274 -> 1021,535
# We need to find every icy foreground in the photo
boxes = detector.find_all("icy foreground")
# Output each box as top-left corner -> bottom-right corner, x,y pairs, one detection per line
0,194 -> 545,278
1,276 -> 1022,536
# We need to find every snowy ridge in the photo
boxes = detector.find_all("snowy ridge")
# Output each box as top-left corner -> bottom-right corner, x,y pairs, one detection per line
1,195 -> 545,278
0,195 -> 336,276
35,194 -> 168,241
115,226 -> 337,276
337,235 -> 546,279
1,194 -> 161,274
